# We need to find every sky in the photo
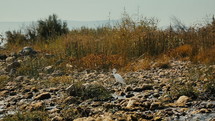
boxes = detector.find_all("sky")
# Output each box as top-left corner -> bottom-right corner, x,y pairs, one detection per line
0,0 -> 215,26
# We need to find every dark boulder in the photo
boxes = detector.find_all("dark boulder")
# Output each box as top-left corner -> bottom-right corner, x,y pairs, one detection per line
19,46 -> 37,56
0,54 -> 7,60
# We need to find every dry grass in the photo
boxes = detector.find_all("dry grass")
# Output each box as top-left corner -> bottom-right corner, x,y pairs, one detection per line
194,46 -> 215,64
3,14 -> 215,70
123,58 -> 152,72
154,55 -> 171,69
170,44 -> 193,60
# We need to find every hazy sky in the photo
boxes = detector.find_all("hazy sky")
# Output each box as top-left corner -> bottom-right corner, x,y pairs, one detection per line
0,0 -> 215,26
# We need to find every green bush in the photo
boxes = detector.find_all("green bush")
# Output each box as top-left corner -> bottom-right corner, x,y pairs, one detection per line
5,30 -> 27,44
168,81 -> 199,100
16,56 -> 57,77
67,82 -> 112,100
36,14 -> 69,41
202,67 -> 215,96
2,111 -> 49,121
61,106 -> 90,121
5,14 -> 68,45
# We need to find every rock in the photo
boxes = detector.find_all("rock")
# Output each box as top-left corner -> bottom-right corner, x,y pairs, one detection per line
164,108 -> 174,116
49,87 -> 59,92
23,92 -> 34,99
29,102 -> 44,111
66,64 -> 73,69
143,91 -> 152,98
6,56 -> 15,63
175,96 -> 190,106
14,76 -> 25,81
198,108 -> 211,113
119,91 -> 126,96
44,65 -> 54,73
19,46 -> 37,56
153,92 -> 160,97
91,101 -> 103,107
22,87 -> 31,93
74,117 -> 95,121
125,93 -> 134,98
34,92 -> 51,100
51,116 -> 63,121
45,53 -> 55,58
31,87 -> 39,92
150,102 -> 162,110
9,91 -> 17,96
0,54 -> 7,60
141,84 -> 153,90
124,86 -> 133,92
0,109 -> 6,115
142,101 -> 151,108
0,90 -> 9,96
126,99 -> 136,108
63,96 -> 79,104
6,61 -> 21,72
48,108 -> 60,113
8,68 -> 16,76
133,87 -> 144,92
52,70 -> 64,76
10,52 -> 18,57
153,117 -> 162,121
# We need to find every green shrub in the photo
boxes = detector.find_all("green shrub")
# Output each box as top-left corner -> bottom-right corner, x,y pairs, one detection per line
67,82 -> 112,100
204,79 -> 215,95
36,14 -> 69,41
5,30 -> 27,44
2,111 -> 49,121
202,66 -> 215,96
16,56 -> 57,77
168,81 -> 199,100
5,14 -> 68,45
61,106 -> 90,121
83,83 -> 112,100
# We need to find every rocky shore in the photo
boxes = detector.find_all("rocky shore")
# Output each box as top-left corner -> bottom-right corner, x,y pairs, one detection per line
0,47 -> 214,121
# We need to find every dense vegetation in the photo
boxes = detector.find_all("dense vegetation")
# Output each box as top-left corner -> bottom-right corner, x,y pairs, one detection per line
3,13 -> 215,70
5,14 -> 68,44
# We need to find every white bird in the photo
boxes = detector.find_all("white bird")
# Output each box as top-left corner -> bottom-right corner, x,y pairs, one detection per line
112,68 -> 126,85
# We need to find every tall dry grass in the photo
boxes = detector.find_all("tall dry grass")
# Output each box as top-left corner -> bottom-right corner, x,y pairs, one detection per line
4,14 -> 215,70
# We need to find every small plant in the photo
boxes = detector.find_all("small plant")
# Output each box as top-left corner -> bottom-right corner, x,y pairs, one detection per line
60,106 -> 90,121
83,83 -> 112,100
67,81 -> 112,100
168,80 -> 199,100
204,79 -> 215,95
202,66 -> 215,97
2,111 -> 49,121
0,75 -> 9,89
16,55 -> 59,77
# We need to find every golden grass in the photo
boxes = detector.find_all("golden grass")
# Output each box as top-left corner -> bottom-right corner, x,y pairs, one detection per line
3,14 -> 215,70
170,44 -> 193,60
194,46 -> 215,64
